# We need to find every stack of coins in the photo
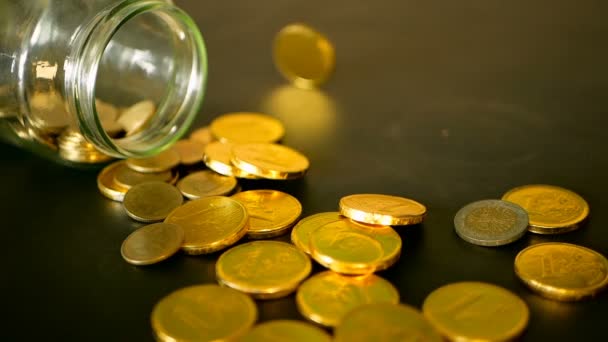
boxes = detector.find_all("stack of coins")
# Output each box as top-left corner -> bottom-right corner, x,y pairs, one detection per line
57,129 -> 113,164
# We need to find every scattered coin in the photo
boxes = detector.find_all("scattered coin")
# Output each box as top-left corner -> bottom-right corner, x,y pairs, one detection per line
123,181 -> 183,222
339,193 -> 427,226
164,196 -> 249,255
216,241 -> 311,299
240,320 -> 331,342
190,126 -> 215,145
296,271 -> 399,327
454,199 -> 529,247
273,23 -> 335,89
422,282 -> 529,341
514,242 -> 608,301
117,100 -> 155,135
291,212 -> 343,254
231,190 -> 302,239
151,284 -> 257,342
120,222 -> 184,265
126,148 -> 180,173
113,164 -> 175,190
502,184 -> 589,234
172,139 -> 205,165
210,112 -> 285,143
97,161 -> 130,201
231,143 -> 309,180
203,141 -> 258,178
309,219 -> 401,274
334,303 -> 443,342
177,170 -> 237,199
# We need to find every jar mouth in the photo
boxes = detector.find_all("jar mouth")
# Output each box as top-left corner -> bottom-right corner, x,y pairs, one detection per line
67,0 -> 207,157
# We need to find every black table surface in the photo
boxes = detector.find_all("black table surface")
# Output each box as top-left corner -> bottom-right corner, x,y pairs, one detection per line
3,0 -> 608,340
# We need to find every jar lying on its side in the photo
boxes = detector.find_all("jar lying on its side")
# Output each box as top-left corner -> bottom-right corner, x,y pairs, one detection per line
0,0 -> 207,164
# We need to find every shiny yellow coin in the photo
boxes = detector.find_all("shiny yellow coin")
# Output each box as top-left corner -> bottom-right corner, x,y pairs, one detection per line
97,161 -> 129,201
273,23 -> 335,89
172,139 -> 205,165
117,100 -> 155,135
296,271 -> 399,327
126,148 -> 180,173
232,190 -> 302,239
120,222 -> 184,265
190,126 -> 215,145
514,242 -> 608,301
240,320 -> 331,342
123,182 -> 184,222
177,170 -> 237,200
423,282 -> 529,341
113,164 -> 175,190
231,143 -> 309,180
309,219 -> 401,275
502,184 -> 589,234
339,193 -> 427,226
203,141 -> 259,179
335,303 -> 443,342
216,241 -> 311,299
291,212 -> 343,254
164,196 -> 249,255
151,284 -> 257,342
210,112 -> 285,143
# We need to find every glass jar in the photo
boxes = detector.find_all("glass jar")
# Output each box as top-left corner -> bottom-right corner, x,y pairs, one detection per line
0,0 -> 207,164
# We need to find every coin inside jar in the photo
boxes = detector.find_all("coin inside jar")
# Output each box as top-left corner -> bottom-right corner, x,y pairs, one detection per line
339,194 -> 427,226
177,170 -> 237,199
120,222 -> 184,265
123,182 -> 184,222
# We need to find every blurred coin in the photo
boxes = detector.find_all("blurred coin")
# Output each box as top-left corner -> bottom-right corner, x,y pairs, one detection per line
291,212 -> 342,254
340,194 -> 426,226
114,165 -> 174,190
172,139 -> 205,165
190,126 -> 215,145
273,23 -> 335,89
454,199 -> 529,246
120,222 -> 184,265
57,129 -> 113,164
232,190 -> 302,239
203,141 -> 259,179
123,182 -> 183,222
210,112 -> 284,143
177,170 -> 237,199
515,242 -> 608,301
151,284 -> 257,342
423,282 -> 529,341
126,148 -> 180,173
502,184 -> 589,234
335,303 -> 442,342
240,320 -> 331,342
95,99 -> 123,137
296,271 -> 399,327
97,161 -> 130,201
216,241 -> 311,299
164,196 -> 248,255
231,143 -> 309,180
117,100 -> 155,135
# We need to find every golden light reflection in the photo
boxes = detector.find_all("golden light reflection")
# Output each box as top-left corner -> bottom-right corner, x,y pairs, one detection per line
261,85 -> 337,149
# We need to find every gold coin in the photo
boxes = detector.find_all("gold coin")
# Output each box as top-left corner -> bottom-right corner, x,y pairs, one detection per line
177,170 -> 237,200
120,222 -> 184,265
296,271 -> 399,327
123,182 -> 184,222
240,320 -> 331,342
422,282 -> 529,341
97,161 -> 129,201
231,143 -> 309,180
113,165 -> 175,190
339,194 -> 427,226
273,23 -> 335,89
117,100 -> 155,135
210,112 -> 285,143
231,190 -> 302,239
151,284 -> 257,342
172,139 -> 205,165
291,212 -> 342,254
335,303 -> 443,342
126,148 -> 180,173
203,141 -> 259,179
502,184 -> 589,234
164,196 -> 248,255
216,241 -> 311,299
309,219 -> 401,274
189,126 -> 215,145
514,242 -> 608,301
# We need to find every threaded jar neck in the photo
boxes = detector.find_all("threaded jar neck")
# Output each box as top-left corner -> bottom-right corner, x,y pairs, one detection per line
65,0 -> 207,158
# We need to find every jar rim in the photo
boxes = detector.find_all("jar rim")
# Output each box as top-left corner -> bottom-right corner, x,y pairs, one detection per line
66,0 -> 207,158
